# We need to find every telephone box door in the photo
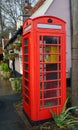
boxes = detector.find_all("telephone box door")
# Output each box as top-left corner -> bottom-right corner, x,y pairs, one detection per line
37,33 -> 66,119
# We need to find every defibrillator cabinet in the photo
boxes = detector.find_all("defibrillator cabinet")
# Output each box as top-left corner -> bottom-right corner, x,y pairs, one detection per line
22,16 -> 66,122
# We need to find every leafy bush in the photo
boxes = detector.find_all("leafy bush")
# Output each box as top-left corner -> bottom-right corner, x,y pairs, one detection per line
50,98 -> 78,129
1,62 -> 10,72
4,53 -> 19,60
40,98 -> 78,130
10,77 -> 22,93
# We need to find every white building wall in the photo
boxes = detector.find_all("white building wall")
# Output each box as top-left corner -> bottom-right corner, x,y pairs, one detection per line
15,47 -> 22,74
31,0 -> 54,18
45,0 -> 71,78
16,0 -> 71,78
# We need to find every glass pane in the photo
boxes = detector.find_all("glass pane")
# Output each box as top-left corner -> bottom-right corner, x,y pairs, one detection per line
44,72 -> 58,80
25,89 -> 29,96
40,54 -> 43,62
44,72 -> 61,80
24,72 -> 28,79
46,64 -> 58,71
43,36 -> 60,44
24,56 -> 28,62
44,54 -> 59,63
40,82 -> 42,90
24,64 -> 28,70
24,80 -> 29,87
44,81 -> 59,89
44,98 -> 61,107
40,36 -> 43,44
40,100 -> 42,108
24,38 -> 28,45
40,91 -> 42,99
24,47 -> 28,53
44,46 -> 60,63
25,97 -> 29,104
44,89 -> 61,98
40,64 -> 58,71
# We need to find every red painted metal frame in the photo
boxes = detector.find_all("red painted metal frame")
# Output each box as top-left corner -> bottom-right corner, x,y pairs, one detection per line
22,16 -> 66,121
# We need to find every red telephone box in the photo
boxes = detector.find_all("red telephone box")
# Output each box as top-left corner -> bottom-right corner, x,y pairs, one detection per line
22,16 -> 66,122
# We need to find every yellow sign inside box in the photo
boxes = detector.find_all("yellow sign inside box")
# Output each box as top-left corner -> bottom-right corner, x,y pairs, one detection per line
45,46 -> 59,62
